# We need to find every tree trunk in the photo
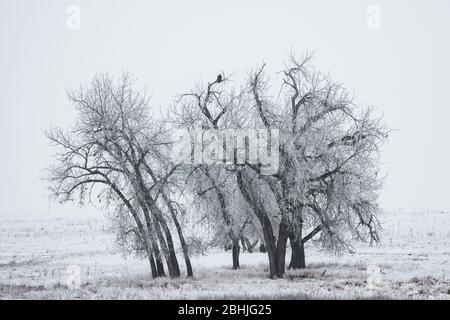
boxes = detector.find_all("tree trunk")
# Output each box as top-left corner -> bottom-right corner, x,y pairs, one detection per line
139,200 -> 167,277
145,166 -> 193,277
152,216 -> 179,278
175,221 -> 193,277
166,208 -> 193,277
148,253 -> 158,278
289,236 -> 305,269
148,236 -> 166,277
134,168 -> 180,278
145,196 -> 181,278
109,185 -> 166,277
261,223 -> 278,278
275,219 -> 289,278
259,242 -> 266,253
237,169 -> 279,278
144,236 -> 164,277
155,257 -> 165,276
232,241 -> 240,269
155,214 -> 181,278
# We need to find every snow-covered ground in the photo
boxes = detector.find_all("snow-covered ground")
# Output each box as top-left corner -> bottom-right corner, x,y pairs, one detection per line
1,209 -> 449,299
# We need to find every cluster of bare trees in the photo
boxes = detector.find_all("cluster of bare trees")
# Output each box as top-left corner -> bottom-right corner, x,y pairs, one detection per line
46,53 -> 388,279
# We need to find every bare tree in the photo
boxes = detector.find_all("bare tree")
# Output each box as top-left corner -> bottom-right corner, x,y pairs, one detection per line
238,52 -> 388,277
172,75 -> 257,269
46,73 -> 193,278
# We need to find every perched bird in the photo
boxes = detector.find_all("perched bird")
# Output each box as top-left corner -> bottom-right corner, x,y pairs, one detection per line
216,74 -> 223,83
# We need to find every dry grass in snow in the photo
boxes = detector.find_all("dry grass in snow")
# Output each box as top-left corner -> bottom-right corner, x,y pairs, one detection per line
0,209 -> 449,299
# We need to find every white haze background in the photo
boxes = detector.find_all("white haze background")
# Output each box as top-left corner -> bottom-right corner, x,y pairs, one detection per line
1,0 -> 450,218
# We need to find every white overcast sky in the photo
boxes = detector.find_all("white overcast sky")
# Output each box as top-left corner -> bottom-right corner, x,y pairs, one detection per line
1,0 -> 449,218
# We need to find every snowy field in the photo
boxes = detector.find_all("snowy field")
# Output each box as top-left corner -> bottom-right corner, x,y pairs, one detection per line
1,209 -> 449,300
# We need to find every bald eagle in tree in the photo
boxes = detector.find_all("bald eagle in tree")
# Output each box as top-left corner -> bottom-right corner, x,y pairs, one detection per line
216,74 -> 223,83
